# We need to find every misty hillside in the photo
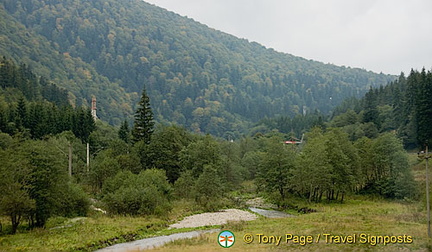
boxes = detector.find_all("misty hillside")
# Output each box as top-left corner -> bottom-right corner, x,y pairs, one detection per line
0,0 -> 395,136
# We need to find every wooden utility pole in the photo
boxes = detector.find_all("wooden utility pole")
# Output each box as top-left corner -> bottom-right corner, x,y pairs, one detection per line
86,142 -> 90,172
426,145 -> 431,238
420,144 -> 431,238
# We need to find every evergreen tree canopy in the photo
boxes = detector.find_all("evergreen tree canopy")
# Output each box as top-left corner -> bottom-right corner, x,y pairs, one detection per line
132,89 -> 154,144
330,68 -> 432,149
0,0 -> 394,135
118,120 -> 130,144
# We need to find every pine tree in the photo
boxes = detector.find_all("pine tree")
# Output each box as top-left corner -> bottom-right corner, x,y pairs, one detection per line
118,120 -> 130,143
16,97 -> 27,130
0,107 -> 7,133
132,89 -> 154,144
362,86 -> 379,127
416,69 -> 432,146
72,107 -> 95,143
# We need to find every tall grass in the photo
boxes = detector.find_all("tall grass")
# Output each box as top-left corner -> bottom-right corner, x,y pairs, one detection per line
155,197 -> 430,251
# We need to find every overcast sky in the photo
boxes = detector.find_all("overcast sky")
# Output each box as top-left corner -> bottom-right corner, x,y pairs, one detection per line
144,0 -> 431,75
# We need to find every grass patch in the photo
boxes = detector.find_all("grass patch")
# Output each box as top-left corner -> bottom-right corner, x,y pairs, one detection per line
1,197 -> 430,251
1,167 -> 431,251
0,215 -> 168,251
153,196 -> 431,251
0,198 -> 228,251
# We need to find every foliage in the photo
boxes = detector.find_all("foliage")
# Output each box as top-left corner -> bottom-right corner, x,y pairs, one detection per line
361,133 -> 417,199
173,170 -> 195,199
0,215 -> 168,251
147,125 -> 192,183
0,147 -> 34,234
88,149 -> 121,190
331,69 -> 432,149
25,140 -> 87,227
0,0 -> 394,135
102,169 -> 172,216
292,128 -> 332,202
0,138 -> 89,232
285,127 -> 415,202
257,136 -> 295,200
179,134 -> 222,178
0,57 -> 68,106
219,140 -> 246,188
0,15 -> 425,238
132,88 -> 154,144
0,57 -> 96,142
118,120 -> 130,144
193,165 -> 225,211
255,112 -> 326,137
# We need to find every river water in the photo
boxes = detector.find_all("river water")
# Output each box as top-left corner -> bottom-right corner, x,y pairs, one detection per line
248,207 -> 295,218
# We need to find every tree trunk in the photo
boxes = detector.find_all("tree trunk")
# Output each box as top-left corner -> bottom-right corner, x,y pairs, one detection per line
308,184 -> 313,203
10,213 -> 21,234
28,214 -> 35,228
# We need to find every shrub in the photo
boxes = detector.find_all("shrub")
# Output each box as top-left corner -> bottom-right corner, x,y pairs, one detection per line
102,169 -> 172,216
173,170 -> 195,199
54,182 -> 90,217
194,165 -> 225,211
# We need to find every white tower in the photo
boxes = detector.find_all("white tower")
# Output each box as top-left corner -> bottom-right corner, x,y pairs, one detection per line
91,96 -> 97,120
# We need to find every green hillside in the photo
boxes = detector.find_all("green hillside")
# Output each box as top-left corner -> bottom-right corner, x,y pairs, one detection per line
327,69 -> 432,149
0,0 -> 395,136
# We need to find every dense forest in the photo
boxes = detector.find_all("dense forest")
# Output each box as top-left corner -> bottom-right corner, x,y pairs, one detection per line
0,57 -> 96,234
0,59 -> 421,235
0,0 -> 395,137
0,0 -> 430,247
325,69 -> 432,149
255,69 -> 432,150
0,57 -> 95,141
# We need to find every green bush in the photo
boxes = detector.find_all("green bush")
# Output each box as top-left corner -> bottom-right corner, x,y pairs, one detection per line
102,169 -> 172,216
173,170 -> 195,199
54,182 -> 90,218
194,165 -> 225,211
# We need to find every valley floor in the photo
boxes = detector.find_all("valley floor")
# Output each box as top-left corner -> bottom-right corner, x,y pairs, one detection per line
154,197 -> 429,251
0,196 -> 429,251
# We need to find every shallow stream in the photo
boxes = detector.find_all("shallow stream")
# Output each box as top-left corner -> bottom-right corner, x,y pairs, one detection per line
248,207 -> 295,218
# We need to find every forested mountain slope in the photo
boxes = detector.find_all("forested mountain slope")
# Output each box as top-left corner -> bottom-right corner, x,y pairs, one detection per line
0,5 -> 134,125
328,69 -> 432,149
0,0 -> 395,136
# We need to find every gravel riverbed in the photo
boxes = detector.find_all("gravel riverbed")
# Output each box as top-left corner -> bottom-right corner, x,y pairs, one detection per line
169,209 -> 257,229
99,207 -> 292,251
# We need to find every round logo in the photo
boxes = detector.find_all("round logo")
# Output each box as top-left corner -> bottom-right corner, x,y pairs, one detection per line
218,230 -> 235,248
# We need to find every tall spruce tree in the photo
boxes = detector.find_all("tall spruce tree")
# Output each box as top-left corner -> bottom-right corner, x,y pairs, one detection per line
118,120 -> 130,143
132,89 -> 154,144
415,68 -> 432,147
362,86 -> 379,126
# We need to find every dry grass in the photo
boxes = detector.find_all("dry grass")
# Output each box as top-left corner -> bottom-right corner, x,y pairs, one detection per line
1,198 -> 429,251
1,158 -> 430,251
152,197 -> 431,251
0,215 -> 168,251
